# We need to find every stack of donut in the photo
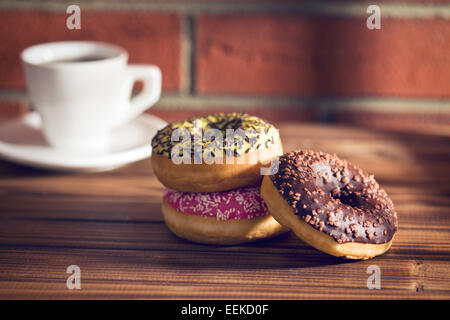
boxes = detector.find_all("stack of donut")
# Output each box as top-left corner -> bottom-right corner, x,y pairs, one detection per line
151,113 -> 287,244
151,113 -> 398,259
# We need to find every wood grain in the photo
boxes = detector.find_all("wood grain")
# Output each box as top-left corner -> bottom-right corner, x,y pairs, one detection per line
0,123 -> 449,299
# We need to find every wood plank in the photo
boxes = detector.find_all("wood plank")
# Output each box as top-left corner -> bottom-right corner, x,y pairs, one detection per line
0,248 -> 448,299
0,218 -> 449,256
0,123 -> 449,299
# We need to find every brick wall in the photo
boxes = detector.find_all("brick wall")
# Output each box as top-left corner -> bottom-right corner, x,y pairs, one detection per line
0,0 -> 449,130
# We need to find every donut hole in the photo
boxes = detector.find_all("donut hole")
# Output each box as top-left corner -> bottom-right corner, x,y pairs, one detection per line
332,190 -> 361,208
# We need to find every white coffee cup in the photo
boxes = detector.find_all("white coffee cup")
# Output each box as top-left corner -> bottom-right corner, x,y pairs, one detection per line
21,41 -> 162,152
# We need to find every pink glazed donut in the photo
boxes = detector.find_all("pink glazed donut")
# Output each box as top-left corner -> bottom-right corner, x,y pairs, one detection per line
162,187 -> 287,244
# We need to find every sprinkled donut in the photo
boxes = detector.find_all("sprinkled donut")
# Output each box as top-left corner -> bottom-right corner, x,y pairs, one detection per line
162,187 -> 288,244
151,113 -> 283,193
152,113 -> 279,158
261,150 -> 398,259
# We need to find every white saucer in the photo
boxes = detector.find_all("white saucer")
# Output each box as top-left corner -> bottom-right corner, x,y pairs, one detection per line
0,112 -> 167,172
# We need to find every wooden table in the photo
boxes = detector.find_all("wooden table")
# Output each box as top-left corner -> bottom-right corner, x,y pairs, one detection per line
0,123 -> 449,299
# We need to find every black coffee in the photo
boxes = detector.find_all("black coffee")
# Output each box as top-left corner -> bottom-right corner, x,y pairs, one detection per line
40,55 -> 108,64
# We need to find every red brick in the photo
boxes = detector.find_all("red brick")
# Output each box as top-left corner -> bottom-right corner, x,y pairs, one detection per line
0,101 -> 29,121
196,15 -> 450,98
0,10 -> 181,91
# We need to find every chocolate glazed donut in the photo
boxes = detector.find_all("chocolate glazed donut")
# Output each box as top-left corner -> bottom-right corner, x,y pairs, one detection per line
261,150 -> 398,259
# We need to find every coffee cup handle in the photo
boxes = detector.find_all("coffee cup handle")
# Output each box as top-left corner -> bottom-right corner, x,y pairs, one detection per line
121,64 -> 162,125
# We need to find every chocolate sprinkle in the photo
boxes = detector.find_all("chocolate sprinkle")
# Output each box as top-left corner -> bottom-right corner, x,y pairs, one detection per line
271,150 -> 398,244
